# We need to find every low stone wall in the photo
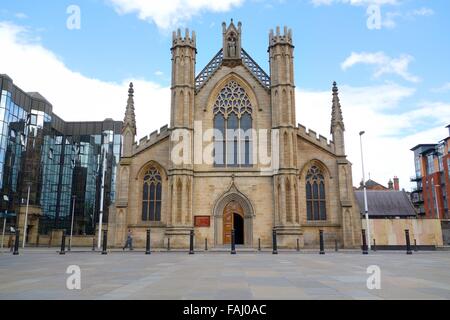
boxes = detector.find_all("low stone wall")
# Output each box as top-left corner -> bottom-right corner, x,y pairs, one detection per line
362,218 -> 443,247
31,233 -> 96,248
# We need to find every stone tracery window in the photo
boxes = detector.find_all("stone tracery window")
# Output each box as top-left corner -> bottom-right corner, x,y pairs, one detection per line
142,167 -> 162,221
213,81 -> 253,167
306,166 -> 327,221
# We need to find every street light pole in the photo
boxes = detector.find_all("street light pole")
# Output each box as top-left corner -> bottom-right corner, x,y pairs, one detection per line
1,212 -> 6,252
359,131 -> 371,250
433,183 -> 441,219
69,195 -> 76,251
22,184 -> 31,248
97,133 -> 108,249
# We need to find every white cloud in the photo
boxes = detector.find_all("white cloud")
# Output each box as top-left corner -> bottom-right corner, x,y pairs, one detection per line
432,82 -> 450,93
106,0 -> 244,30
383,7 -> 434,28
341,51 -> 420,83
297,84 -> 450,191
14,13 -> 28,19
311,0 -> 399,6
0,21 -> 170,140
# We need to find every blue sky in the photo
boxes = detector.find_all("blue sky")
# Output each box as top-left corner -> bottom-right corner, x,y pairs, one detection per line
0,0 -> 449,189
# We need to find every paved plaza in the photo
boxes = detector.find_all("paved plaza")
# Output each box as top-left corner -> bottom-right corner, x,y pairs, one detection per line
0,249 -> 450,300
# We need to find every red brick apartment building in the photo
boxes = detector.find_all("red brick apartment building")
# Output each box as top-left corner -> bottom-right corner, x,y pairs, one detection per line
411,125 -> 450,244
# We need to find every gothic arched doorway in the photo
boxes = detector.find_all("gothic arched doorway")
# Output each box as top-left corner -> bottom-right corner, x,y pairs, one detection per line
223,201 -> 244,245
213,187 -> 254,247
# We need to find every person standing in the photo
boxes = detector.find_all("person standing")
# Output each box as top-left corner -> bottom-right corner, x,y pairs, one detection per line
123,229 -> 133,251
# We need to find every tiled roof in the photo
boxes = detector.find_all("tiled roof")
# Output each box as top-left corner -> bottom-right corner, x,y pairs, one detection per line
354,190 -> 416,217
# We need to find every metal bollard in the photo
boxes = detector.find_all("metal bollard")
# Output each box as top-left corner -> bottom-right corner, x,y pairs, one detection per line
297,238 -> 300,252
405,229 -> 412,255
319,230 -> 325,255
205,238 -> 208,251
60,231 -> 66,255
36,234 -> 40,248
272,228 -> 278,255
258,238 -> 261,251
414,239 -> 418,252
373,239 -> 377,251
167,237 -> 171,251
101,230 -> 108,255
362,229 -> 368,255
335,239 -> 338,252
145,229 -> 151,255
231,229 -> 236,255
13,229 -> 20,255
189,230 -> 194,255
92,236 -> 96,251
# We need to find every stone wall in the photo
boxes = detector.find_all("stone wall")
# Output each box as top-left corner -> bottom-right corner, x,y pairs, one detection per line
362,218 -> 443,246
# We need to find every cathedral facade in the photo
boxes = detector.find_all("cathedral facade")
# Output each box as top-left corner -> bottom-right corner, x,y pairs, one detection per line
107,21 -> 361,249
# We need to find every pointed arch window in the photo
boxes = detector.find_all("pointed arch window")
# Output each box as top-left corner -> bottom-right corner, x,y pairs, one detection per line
142,167 -> 162,221
213,80 -> 253,167
306,166 -> 327,221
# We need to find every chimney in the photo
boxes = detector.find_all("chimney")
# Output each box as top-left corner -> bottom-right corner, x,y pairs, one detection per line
393,176 -> 400,191
388,179 -> 393,190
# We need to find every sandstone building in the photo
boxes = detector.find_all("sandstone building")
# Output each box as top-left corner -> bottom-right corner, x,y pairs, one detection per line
108,21 -> 362,249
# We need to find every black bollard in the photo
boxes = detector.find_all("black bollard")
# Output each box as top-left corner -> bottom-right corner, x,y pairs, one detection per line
189,230 -> 194,255
362,229 -> 368,255
92,236 -> 96,251
405,229 -> 412,255
231,229 -> 236,255
373,239 -> 377,251
168,237 -> 171,251
414,239 -> 418,252
13,229 -> 20,255
59,231 -> 66,255
258,238 -> 261,251
205,238 -> 208,251
101,230 -> 108,255
335,239 -> 338,252
272,228 -> 278,255
145,229 -> 151,255
36,234 -> 40,248
297,238 -> 300,252
319,230 -> 325,255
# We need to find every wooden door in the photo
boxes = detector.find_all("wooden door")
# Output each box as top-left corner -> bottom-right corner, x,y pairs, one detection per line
223,201 -> 244,245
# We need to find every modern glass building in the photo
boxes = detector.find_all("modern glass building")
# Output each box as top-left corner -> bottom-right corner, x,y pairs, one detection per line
0,74 -> 122,239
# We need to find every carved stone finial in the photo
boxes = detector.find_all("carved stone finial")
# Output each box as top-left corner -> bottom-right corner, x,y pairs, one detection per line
128,82 -> 134,96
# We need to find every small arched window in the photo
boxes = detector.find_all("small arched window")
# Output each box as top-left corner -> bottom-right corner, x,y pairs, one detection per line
142,167 -> 162,221
213,80 -> 253,167
306,166 -> 326,221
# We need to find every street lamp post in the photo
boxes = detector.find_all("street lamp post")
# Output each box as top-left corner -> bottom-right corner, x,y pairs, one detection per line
97,132 -> 109,249
22,184 -> 31,248
359,131 -> 371,250
433,183 -> 441,219
69,195 -> 76,251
